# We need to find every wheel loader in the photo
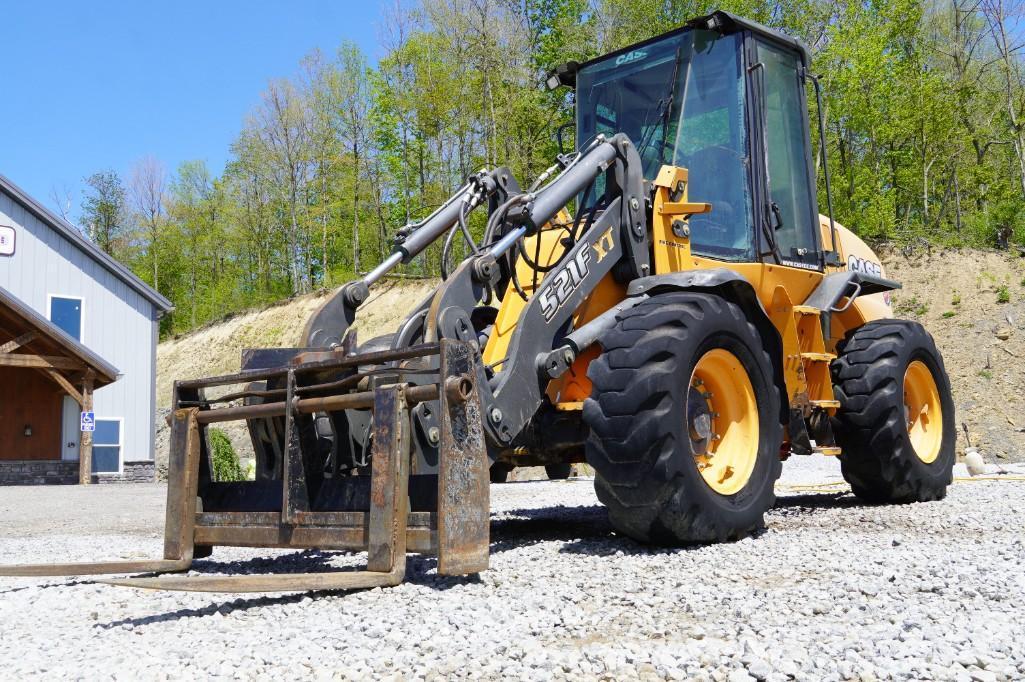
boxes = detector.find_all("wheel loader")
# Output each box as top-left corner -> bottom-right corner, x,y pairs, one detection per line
1,10 -> 955,592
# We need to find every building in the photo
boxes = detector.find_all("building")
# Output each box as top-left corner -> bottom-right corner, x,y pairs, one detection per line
0,173 -> 173,484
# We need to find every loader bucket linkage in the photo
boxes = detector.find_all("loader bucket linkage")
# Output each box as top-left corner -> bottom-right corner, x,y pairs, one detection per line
0,339 -> 490,593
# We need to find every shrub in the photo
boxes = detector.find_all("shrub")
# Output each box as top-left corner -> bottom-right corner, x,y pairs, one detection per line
894,295 -> 928,317
997,285 -> 1010,304
209,428 -> 243,482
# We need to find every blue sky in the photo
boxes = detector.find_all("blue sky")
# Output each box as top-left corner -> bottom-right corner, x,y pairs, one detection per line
1,1 -> 386,219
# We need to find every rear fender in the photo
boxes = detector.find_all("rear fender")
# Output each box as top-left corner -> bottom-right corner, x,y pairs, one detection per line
626,269 -> 789,423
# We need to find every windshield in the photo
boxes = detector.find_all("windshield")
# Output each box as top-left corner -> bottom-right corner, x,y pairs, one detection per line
576,29 -> 754,261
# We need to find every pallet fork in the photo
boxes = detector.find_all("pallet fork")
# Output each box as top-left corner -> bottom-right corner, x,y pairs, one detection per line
0,340 -> 490,593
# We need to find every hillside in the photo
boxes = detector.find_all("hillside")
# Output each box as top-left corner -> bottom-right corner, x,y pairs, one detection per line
155,278 -> 438,409
154,249 -> 1025,471
882,247 -> 1025,462
153,279 -> 437,473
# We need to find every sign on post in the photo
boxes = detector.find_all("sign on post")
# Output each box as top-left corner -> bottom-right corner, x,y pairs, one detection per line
0,226 -> 14,257
80,411 -> 95,432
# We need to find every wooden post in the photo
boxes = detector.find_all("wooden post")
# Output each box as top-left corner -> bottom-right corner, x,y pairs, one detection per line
78,371 -> 95,485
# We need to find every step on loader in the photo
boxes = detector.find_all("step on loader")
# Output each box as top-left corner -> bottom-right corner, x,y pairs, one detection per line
1,10 -> 956,592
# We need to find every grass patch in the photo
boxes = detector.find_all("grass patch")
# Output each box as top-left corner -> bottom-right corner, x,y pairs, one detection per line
978,369 -> 993,380
997,285 -> 1011,303
210,428 -> 243,482
894,295 -> 929,317
942,310 -> 957,318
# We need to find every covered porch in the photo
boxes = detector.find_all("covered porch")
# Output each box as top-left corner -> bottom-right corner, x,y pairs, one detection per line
0,286 -> 118,485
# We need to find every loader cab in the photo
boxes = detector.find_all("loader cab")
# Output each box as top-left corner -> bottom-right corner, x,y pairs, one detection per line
571,11 -> 823,270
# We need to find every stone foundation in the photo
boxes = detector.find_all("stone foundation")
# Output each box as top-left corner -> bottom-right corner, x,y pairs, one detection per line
0,460 -> 79,485
94,461 -> 156,484
0,460 -> 156,485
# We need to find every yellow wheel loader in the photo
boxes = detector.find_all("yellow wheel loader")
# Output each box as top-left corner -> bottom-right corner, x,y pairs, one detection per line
1,10 -> 955,591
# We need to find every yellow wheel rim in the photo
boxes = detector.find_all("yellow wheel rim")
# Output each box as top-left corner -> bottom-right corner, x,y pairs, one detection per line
690,349 -> 759,496
903,360 -> 943,463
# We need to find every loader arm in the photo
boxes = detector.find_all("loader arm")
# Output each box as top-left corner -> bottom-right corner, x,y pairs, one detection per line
415,133 -> 648,446
302,167 -> 521,349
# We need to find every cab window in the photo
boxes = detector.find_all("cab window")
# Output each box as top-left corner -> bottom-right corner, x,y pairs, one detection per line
758,40 -> 819,265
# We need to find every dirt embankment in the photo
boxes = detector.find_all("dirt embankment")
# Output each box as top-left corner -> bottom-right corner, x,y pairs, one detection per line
153,279 -> 438,473
155,279 -> 438,409
882,247 -> 1025,462
154,249 -> 1025,471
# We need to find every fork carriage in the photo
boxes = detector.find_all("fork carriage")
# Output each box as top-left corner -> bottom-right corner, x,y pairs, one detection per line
0,339 -> 492,593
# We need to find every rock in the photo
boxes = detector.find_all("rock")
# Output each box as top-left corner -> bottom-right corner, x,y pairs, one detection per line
995,327 -> 1012,340
746,658 -> 773,681
968,667 -> 997,682
965,449 -> 986,476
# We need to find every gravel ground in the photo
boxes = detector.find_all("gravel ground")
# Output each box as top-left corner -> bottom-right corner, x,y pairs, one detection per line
1,458 -> 1024,681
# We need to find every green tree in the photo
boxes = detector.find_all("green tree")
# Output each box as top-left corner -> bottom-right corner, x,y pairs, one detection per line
81,170 -> 127,256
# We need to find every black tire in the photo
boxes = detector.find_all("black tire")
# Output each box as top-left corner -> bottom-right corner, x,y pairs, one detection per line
489,463 -> 511,483
583,292 -> 783,544
545,463 -> 572,480
832,319 -> 955,502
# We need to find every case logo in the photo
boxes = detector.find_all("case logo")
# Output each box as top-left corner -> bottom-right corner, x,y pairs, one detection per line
615,50 -> 648,66
848,254 -> 882,277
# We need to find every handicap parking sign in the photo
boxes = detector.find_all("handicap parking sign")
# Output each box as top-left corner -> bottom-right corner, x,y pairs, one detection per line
80,411 -> 95,432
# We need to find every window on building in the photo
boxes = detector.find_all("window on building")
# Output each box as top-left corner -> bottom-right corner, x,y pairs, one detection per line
92,419 -> 121,473
49,296 -> 83,341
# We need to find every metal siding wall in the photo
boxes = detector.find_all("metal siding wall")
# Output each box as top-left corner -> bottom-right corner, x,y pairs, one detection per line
0,191 -> 157,464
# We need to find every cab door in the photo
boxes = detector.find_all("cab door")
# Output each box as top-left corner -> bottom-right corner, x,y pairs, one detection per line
755,38 -> 821,269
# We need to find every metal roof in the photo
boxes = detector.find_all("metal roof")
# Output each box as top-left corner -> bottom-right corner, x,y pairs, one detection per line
0,173 -> 174,313
0,284 -> 119,386
575,9 -> 813,74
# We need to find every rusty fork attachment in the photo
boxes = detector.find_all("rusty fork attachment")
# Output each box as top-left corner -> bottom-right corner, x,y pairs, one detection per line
0,339 -> 490,593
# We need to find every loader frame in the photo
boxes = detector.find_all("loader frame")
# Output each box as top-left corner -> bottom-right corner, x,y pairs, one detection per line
0,12 -> 908,593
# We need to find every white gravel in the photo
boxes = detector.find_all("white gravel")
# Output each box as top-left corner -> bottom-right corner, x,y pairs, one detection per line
2,458 -> 1024,681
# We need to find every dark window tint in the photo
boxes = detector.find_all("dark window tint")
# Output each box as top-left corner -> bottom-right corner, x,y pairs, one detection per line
673,31 -> 753,260
49,297 -> 82,341
758,41 -> 818,263
576,30 -> 754,260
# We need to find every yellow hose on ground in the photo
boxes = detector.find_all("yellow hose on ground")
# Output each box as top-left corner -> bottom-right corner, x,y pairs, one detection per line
775,475 -> 1025,494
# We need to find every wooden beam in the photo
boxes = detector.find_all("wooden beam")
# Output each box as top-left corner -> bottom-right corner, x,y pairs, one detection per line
0,353 -> 83,370
38,369 -> 84,405
79,371 -> 95,485
0,331 -> 37,353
